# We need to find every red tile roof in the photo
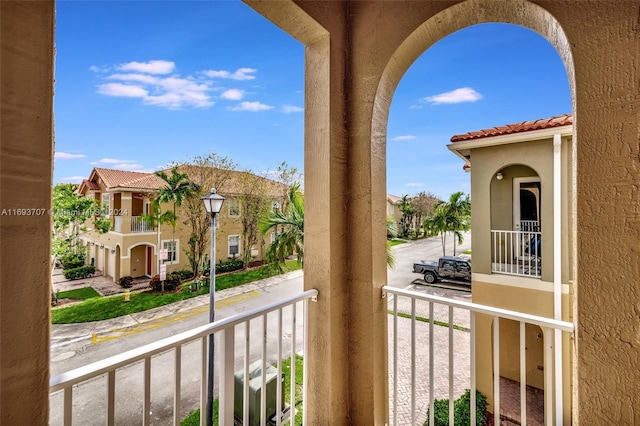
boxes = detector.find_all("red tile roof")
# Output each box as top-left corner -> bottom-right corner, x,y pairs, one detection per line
93,168 -> 167,190
450,114 -> 572,142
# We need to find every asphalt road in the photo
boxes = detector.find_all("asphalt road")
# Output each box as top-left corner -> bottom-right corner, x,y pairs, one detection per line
49,233 -> 471,425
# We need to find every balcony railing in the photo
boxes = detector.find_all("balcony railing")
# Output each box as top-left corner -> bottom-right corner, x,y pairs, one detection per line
50,289 -> 317,426
491,229 -> 542,278
383,286 -> 574,426
113,215 -> 122,233
131,215 -> 154,233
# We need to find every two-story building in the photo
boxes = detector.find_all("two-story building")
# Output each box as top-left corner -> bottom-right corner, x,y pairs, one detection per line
76,167 -> 287,282
448,114 -> 574,423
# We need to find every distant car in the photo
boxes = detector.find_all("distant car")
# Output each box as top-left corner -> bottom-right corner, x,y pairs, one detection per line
412,256 -> 471,285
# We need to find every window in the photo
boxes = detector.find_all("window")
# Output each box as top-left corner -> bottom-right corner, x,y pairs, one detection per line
102,193 -> 110,216
228,198 -> 240,217
162,240 -> 178,264
228,235 -> 240,258
387,203 -> 394,215
270,232 -> 276,244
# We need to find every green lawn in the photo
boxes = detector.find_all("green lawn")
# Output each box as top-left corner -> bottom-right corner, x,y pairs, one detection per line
56,287 -> 100,300
52,260 -> 302,324
180,355 -> 304,426
388,239 -> 406,247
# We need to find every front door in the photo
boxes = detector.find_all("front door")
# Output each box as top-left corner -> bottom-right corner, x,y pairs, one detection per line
513,177 -> 541,232
146,246 -> 152,276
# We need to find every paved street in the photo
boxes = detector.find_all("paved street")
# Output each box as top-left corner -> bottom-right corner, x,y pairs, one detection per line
50,234 -> 472,425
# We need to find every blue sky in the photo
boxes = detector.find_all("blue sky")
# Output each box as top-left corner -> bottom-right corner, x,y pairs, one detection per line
54,1 -> 571,200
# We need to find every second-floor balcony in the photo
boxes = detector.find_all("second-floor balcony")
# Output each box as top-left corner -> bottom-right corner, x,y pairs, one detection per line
50,287 -> 573,425
131,216 -> 154,233
491,229 -> 542,278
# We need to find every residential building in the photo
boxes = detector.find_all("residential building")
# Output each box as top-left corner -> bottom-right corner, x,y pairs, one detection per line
387,193 -> 403,226
4,1 -> 640,424
448,114 -> 574,422
76,167 -> 286,282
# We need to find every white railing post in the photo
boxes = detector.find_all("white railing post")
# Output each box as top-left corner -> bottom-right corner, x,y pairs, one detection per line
219,327 -> 235,426
493,317 -> 500,426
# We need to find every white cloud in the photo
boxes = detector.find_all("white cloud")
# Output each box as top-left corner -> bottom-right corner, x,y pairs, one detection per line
203,67 -> 257,81
393,135 -> 417,141
221,89 -> 245,100
409,104 -> 422,110
98,73 -> 213,109
55,152 -> 86,160
282,105 -> 304,113
97,83 -> 149,98
405,182 -> 425,187
112,163 -> 146,171
228,101 -> 274,112
117,60 -> 175,75
61,176 -> 87,183
423,87 -> 482,105
89,65 -> 110,73
90,158 -> 137,165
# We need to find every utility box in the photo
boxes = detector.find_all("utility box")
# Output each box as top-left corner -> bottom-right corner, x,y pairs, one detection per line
233,360 -> 284,426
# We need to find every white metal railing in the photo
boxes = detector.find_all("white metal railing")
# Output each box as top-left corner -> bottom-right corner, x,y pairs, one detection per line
383,286 -> 574,426
131,215 -> 153,233
50,289 -> 317,426
491,229 -> 542,278
113,215 -> 122,233
519,220 -> 540,232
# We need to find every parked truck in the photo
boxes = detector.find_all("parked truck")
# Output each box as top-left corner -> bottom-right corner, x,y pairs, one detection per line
412,256 -> 471,285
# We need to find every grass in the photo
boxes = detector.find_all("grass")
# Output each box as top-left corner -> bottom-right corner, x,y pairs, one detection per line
180,355 -> 304,426
56,286 -> 100,300
388,239 -> 406,247
463,249 -> 472,255
389,310 -> 470,332
52,260 -> 303,324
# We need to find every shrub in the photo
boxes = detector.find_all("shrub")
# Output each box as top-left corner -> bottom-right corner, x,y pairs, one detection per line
425,389 -> 488,426
63,265 -> 95,280
174,269 -> 194,281
215,259 -> 244,274
61,253 -> 85,270
150,273 -> 181,292
118,276 -> 133,288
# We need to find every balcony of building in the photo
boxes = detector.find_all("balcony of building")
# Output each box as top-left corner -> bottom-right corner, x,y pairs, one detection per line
49,286 -> 573,425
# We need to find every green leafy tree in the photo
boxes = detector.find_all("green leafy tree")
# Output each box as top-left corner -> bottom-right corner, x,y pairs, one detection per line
259,183 -> 305,272
423,191 -> 470,256
143,197 -> 177,294
154,166 -> 199,273
51,183 -> 111,304
386,217 -> 398,268
180,153 -> 238,277
399,194 -> 415,238
237,172 -> 273,269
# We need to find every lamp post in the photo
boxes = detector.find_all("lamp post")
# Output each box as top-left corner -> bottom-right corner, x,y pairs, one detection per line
201,188 -> 225,426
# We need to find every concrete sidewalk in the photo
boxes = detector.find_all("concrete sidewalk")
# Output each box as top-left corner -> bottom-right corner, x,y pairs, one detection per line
50,269 -> 304,344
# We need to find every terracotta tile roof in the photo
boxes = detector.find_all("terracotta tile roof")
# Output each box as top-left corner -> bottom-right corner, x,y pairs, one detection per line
93,168 -> 167,190
450,114 -> 572,142
81,179 -> 100,191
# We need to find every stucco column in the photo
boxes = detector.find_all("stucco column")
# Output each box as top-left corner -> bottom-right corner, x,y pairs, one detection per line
0,1 -> 54,424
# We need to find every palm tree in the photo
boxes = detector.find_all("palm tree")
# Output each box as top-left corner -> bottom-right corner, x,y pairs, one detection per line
259,183 -> 304,272
425,191 -> 470,256
143,200 -> 176,295
386,217 -> 398,268
154,166 -> 199,272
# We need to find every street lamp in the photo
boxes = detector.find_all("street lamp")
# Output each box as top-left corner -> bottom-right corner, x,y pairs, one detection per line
201,188 -> 225,426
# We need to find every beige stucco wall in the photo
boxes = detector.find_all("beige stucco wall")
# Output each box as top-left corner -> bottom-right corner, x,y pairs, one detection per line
4,0 -> 640,424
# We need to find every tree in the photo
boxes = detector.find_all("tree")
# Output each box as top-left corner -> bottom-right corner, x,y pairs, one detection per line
386,216 -> 398,268
259,183 -> 304,272
154,166 -> 199,273
236,172 -> 273,269
143,196 -> 176,295
411,191 -> 439,236
423,191 -> 470,256
399,195 -> 415,238
51,183 -> 111,304
179,153 -> 238,277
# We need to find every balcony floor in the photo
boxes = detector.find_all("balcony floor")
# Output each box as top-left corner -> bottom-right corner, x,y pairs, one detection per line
500,376 -> 544,426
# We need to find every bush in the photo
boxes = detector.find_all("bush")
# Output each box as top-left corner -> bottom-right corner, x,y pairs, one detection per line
118,276 -> 133,288
63,265 -> 95,280
150,273 -> 181,292
213,259 -> 244,274
425,389 -> 488,426
174,269 -> 194,281
61,253 -> 85,270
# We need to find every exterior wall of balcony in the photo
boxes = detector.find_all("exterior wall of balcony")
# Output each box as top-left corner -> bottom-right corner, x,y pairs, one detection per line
472,278 -> 573,424
469,137 -> 574,284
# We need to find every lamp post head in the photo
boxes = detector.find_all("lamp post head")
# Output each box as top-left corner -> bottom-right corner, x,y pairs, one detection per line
201,188 -> 225,216
273,201 -> 280,211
